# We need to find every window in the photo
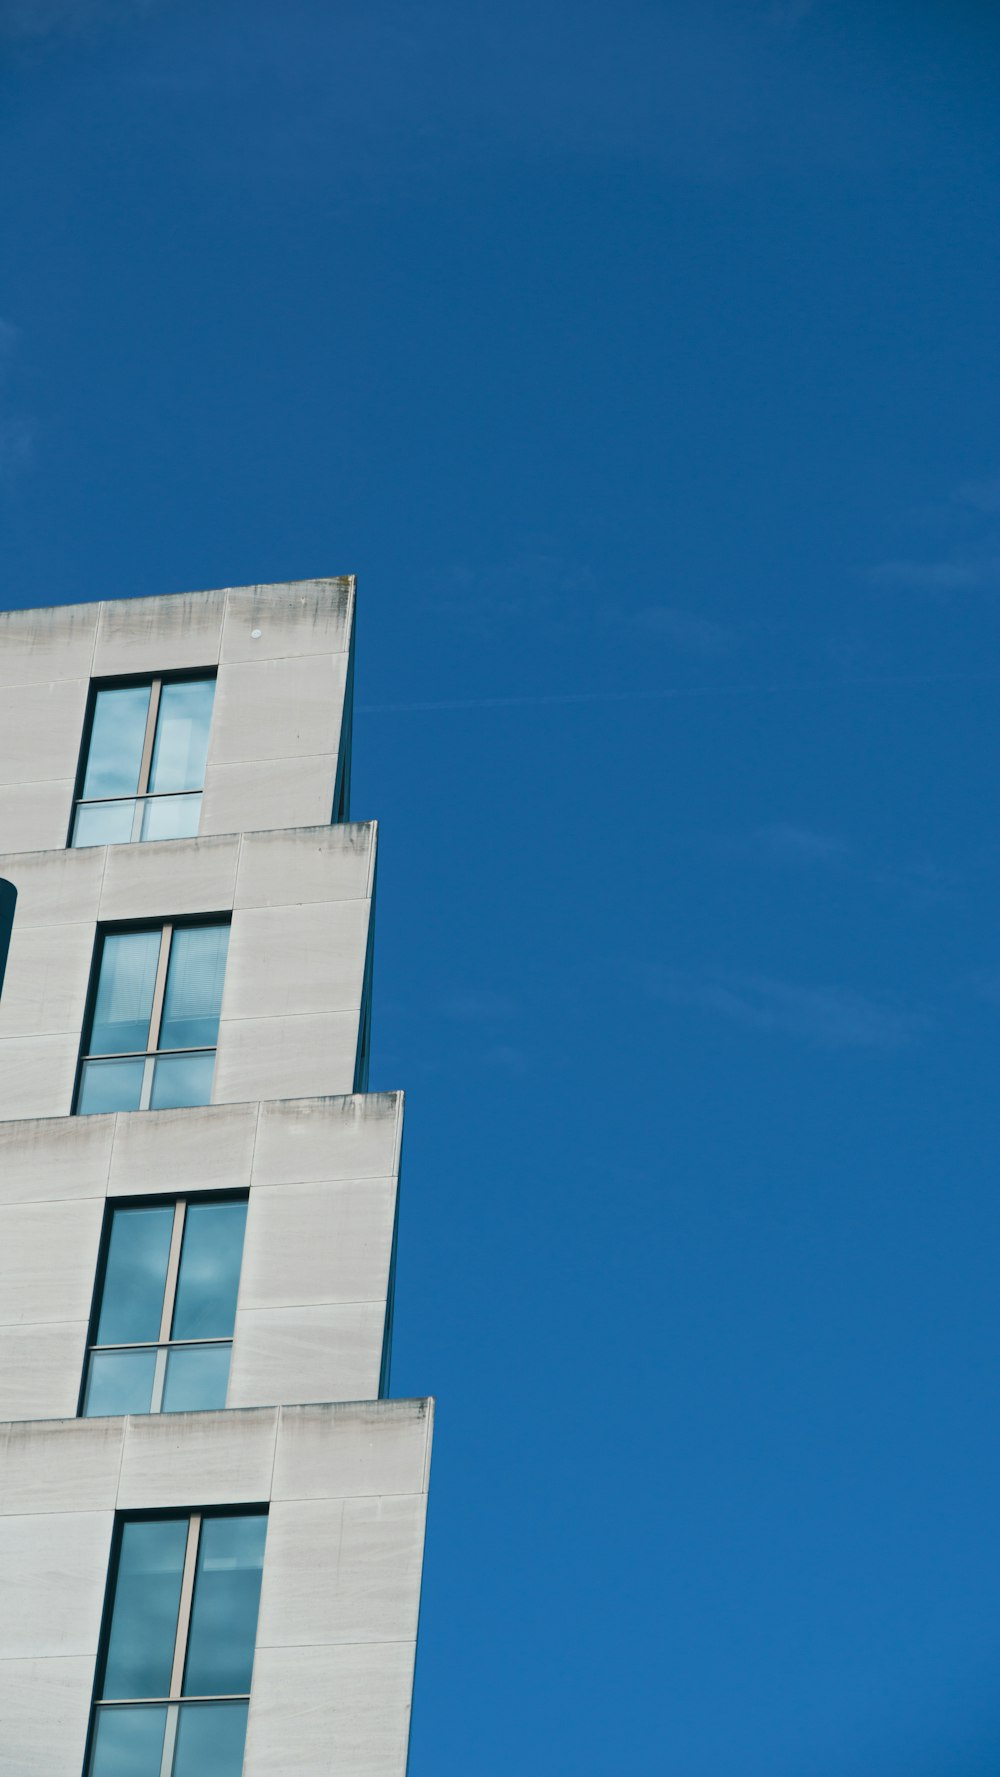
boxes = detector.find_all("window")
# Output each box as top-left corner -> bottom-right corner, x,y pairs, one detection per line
82,1196 -> 247,1417
0,877 -> 14,1003
88,1511 -> 266,1777
77,920 -> 230,1115
72,674 -> 216,848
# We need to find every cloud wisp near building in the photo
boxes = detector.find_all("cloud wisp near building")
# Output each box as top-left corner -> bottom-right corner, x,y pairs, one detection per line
0,579 -> 431,1776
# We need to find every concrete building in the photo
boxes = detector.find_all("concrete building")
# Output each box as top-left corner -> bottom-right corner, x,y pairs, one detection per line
0,581 -> 431,1776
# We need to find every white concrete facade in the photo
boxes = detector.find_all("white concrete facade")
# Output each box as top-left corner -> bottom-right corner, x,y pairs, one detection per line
0,583 -> 430,1777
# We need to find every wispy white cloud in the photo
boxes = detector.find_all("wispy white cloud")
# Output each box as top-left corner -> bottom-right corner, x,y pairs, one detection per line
744,822 -> 851,865
0,321 -> 35,484
633,606 -> 738,656
956,470 -> 1000,515
718,820 -> 957,910
441,989 -> 517,1023
482,1042 -> 530,1077
0,0 -> 154,40
430,551 -> 597,634
868,556 -> 1000,592
868,466 -> 1000,592
649,966 -> 927,1050
765,0 -> 829,25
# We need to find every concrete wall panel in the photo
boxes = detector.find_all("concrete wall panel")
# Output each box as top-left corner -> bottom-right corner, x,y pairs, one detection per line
0,1323 -> 88,1420
0,846 -> 104,929
199,754 -> 339,837
108,1100 -> 258,1196
0,1418 -> 124,1515
239,1178 -> 396,1309
223,900 -> 370,1023
0,780 -> 76,854
256,1493 -> 427,1647
0,1198 -> 103,1326
244,1640 -> 415,1777
272,1401 -> 432,1503
213,1011 -> 360,1103
207,652 -> 348,769
0,1034 -> 79,1121
222,578 -> 353,664
0,680 -> 88,789
0,921 -> 94,1040
0,1509 -> 113,1657
0,601 -> 99,690
117,1406 -> 278,1509
92,589 -> 224,677
253,1093 -> 403,1186
0,1114 -> 113,1207
235,822 -> 374,909
0,1654 -> 96,1777
228,1303 -> 385,1407
99,833 -> 239,921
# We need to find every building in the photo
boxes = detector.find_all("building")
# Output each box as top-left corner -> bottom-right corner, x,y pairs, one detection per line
0,580 -> 432,1776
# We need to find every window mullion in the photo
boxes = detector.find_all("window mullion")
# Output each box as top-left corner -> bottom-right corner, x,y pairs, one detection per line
170,1513 -> 201,1699
148,922 -> 172,1053
159,1200 -> 187,1343
137,677 -> 162,798
158,1707 -> 179,1777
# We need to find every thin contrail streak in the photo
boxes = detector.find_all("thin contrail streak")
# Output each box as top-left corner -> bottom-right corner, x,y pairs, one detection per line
356,668 -> 1000,715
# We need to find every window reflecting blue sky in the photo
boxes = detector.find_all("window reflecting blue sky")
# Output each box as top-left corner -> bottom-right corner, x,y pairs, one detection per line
171,1201 -> 247,1341
159,925 -> 229,1051
102,1519 -> 187,1702
96,1205 -> 173,1345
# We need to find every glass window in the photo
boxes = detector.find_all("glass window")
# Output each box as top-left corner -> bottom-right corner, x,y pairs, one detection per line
76,1055 -> 146,1117
102,1518 -> 188,1701
182,1514 -> 267,1696
96,1204 -> 174,1345
148,679 -> 215,794
73,674 -> 215,849
161,1343 -> 232,1414
81,685 -> 151,801
77,920 -> 229,1117
88,929 -> 161,1056
82,1196 -> 247,1419
0,878 -> 13,1007
149,1051 -> 218,1112
159,925 -> 230,1050
90,1513 -> 266,1777
89,1704 -> 168,1777
84,1348 -> 158,1417
171,1201 -> 246,1340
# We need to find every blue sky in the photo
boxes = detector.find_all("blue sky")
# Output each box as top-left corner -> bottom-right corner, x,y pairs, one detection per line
4,2 -> 1000,1771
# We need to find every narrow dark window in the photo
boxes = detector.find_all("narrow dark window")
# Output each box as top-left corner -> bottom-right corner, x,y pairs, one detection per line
88,1511 -> 266,1777
0,878 -> 15,1003
76,920 -> 229,1115
72,674 -> 216,848
82,1196 -> 248,1417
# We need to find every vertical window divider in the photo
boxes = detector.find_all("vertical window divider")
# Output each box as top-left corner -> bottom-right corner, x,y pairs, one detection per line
170,1513 -> 201,1698
158,1709 -> 179,1777
159,1200 -> 186,1343
137,677 -> 163,798
148,922 -> 173,1053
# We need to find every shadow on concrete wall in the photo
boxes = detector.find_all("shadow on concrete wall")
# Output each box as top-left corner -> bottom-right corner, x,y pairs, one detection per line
0,880 -> 15,1002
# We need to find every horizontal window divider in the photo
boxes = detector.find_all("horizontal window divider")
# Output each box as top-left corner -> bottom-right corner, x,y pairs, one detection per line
94,1694 -> 251,1708
75,789 -> 204,806
83,1046 -> 217,1061
89,1338 -> 233,1353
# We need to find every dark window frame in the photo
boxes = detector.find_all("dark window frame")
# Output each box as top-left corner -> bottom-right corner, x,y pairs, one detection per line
84,1505 -> 268,1777
74,914 -> 231,1116
77,1189 -> 249,1419
69,667 -> 217,850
